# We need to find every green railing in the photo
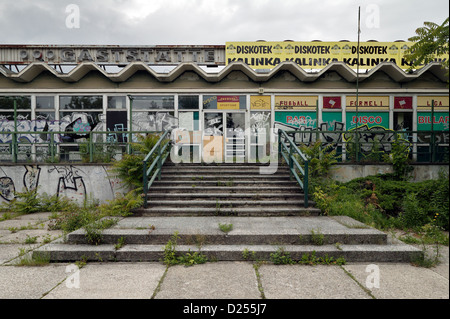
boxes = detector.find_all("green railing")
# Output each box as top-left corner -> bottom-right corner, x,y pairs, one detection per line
1,129 -> 448,164
278,129 -> 309,208
142,130 -> 172,208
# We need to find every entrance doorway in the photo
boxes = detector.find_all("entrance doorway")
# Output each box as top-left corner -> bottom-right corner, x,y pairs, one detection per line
203,111 -> 246,162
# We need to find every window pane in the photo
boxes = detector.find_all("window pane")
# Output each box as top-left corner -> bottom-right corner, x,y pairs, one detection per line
107,96 -> 126,109
60,96 -> 102,110
131,96 -> 174,110
132,111 -> 177,131
36,96 -> 55,109
0,96 -> 31,110
179,95 -> 199,110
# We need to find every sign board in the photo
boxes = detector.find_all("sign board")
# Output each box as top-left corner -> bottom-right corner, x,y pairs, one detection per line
417,112 -> 450,131
346,96 -> 389,110
250,96 -> 271,110
0,45 -> 225,65
275,96 -> 318,110
346,112 -> 389,130
226,41 -> 448,70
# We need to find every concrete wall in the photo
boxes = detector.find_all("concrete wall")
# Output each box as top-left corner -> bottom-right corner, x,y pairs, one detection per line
330,163 -> 449,183
1,163 -> 448,206
0,164 -> 126,205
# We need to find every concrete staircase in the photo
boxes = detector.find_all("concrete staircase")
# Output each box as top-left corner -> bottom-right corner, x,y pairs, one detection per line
135,163 -> 320,217
34,163 -> 423,263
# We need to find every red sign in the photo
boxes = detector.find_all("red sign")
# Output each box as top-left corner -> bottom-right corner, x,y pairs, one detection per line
394,96 -> 413,109
323,96 -> 341,109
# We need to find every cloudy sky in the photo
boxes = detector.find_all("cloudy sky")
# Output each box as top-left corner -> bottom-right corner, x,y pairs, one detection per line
0,0 -> 448,45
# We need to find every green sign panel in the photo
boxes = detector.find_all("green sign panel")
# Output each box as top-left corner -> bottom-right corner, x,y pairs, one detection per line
346,112 -> 389,130
417,112 -> 449,131
275,111 -> 317,129
321,112 -> 343,130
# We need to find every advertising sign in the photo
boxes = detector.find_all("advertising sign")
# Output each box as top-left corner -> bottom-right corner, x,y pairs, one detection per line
417,96 -> 449,111
250,96 -> 271,110
346,96 -> 389,110
417,112 -> 449,131
226,41 -> 448,70
275,111 -> 317,129
346,112 -> 389,130
394,97 -> 413,109
275,96 -> 318,110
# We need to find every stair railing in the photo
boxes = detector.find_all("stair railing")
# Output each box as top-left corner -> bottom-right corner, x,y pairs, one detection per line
278,129 -> 309,208
142,130 -> 172,208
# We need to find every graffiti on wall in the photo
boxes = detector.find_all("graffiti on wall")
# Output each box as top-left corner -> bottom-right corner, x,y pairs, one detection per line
277,121 -> 411,158
0,111 -> 179,144
0,165 -> 124,204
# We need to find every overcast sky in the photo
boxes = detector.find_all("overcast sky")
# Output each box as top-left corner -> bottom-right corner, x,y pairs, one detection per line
0,0 -> 448,45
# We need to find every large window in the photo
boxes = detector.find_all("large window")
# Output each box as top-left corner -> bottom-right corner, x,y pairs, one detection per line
36,96 -> 55,121
0,96 -> 31,121
59,95 -> 103,140
130,95 -> 177,132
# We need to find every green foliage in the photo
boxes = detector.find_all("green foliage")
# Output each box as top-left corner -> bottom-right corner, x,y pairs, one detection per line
383,139 -> 413,180
8,188 -> 41,214
270,247 -> 295,265
311,173 -> 449,234
298,142 -> 338,178
404,17 -> 449,72
110,133 -> 169,191
163,232 -> 208,266
97,190 -> 143,217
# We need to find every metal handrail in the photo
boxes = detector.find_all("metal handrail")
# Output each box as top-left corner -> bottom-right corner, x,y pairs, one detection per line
279,129 -> 309,208
142,130 -> 172,208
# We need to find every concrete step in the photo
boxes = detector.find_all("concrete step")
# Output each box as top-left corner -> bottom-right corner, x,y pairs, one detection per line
146,193 -> 306,200
65,216 -> 387,246
144,200 -> 311,208
33,216 -> 423,263
133,206 -> 320,217
152,180 -> 298,186
36,243 -> 421,263
148,186 -> 303,194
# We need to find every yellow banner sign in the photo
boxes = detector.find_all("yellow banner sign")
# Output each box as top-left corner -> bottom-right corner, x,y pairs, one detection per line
417,96 -> 449,108
275,96 -> 318,110
346,96 -> 389,109
250,96 -> 271,110
217,96 -> 240,110
226,41 -> 448,70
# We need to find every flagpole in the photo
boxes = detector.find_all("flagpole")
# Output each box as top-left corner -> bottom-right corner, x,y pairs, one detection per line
355,6 -> 361,161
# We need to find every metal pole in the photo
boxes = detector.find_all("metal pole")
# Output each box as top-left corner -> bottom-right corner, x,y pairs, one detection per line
13,99 -> 18,163
127,95 -> 134,154
355,6 -> 361,162
431,99 -> 435,162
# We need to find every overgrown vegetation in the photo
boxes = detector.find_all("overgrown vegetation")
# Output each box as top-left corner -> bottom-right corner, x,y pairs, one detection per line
311,171 -> 449,246
109,133 -> 170,192
163,232 -> 208,266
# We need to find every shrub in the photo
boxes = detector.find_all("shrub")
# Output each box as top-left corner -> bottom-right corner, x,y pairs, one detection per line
110,133 -> 169,191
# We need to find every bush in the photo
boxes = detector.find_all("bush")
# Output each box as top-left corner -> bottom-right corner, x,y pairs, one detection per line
110,133 -> 169,191
312,172 -> 449,231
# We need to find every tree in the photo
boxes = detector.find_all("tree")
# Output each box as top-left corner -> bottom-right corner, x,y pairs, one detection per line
404,17 -> 449,71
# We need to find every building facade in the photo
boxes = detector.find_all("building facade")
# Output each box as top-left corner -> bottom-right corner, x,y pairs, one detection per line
0,44 -> 449,164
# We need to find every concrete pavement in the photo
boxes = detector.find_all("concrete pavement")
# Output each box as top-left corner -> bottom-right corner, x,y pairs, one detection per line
0,212 -> 448,302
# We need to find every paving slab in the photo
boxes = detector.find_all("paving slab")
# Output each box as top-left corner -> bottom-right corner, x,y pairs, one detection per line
154,262 -> 261,299
43,262 -> 167,299
0,264 -> 68,299
259,264 -> 371,299
0,244 -> 38,264
343,263 -> 449,299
